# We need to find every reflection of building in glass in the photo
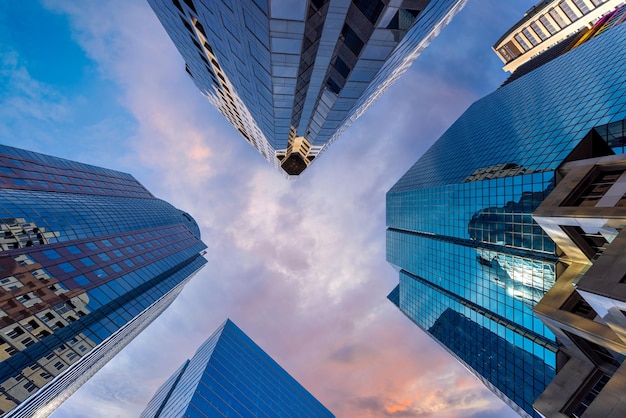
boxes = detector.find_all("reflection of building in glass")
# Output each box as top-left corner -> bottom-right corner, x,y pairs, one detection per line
387,16 -> 626,418
140,319 -> 334,418
493,0 -> 626,73
147,0 -> 467,176
0,145 -> 207,417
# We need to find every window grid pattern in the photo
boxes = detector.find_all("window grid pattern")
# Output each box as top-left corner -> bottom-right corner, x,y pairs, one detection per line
147,0 -> 467,174
140,320 -> 334,418
0,145 -> 153,199
0,146 -> 207,415
387,230 -> 556,336
398,272 -> 555,417
390,24 -> 626,193
386,19 -> 626,418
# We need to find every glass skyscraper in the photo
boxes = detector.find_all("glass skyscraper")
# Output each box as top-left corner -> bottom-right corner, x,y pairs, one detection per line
140,319 -> 334,418
386,13 -> 626,418
147,0 -> 467,175
0,145 -> 207,417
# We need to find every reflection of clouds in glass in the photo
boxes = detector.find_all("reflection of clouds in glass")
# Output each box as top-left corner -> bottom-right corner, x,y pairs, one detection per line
476,248 -> 554,306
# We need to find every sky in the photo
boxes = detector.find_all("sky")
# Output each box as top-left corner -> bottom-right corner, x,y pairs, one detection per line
0,1 -> 538,417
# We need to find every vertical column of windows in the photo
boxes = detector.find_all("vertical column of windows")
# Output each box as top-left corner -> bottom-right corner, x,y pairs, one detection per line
559,1 -> 581,23
539,15 -> 558,34
530,21 -> 548,41
549,7 -> 570,27
572,0 -> 591,14
521,27 -> 539,46
514,33 -> 531,51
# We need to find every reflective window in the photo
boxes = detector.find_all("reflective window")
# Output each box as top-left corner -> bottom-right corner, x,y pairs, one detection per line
66,245 -> 81,255
58,262 -> 76,273
42,249 -> 61,260
80,257 -> 95,267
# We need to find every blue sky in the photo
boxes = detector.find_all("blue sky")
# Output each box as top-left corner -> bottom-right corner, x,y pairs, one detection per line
0,1 -> 537,417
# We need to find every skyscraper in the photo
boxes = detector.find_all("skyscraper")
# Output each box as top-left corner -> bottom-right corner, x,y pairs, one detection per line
386,8 -> 626,418
0,145 -> 207,417
140,319 -> 334,418
148,0 -> 467,175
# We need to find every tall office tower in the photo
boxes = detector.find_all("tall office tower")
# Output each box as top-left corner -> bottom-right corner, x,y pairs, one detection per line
148,0 -> 466,176
0,145 -> 207,417
140,319 -> 334,418
386,8 -> 626,418
492,0 -> 624,73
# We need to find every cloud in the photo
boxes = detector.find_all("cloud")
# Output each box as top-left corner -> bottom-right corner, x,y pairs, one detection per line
32,1 -> 531,418
0,50 -> 70,122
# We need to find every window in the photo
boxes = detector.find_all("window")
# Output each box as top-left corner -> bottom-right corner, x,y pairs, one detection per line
514,34 -> 530,51
94,269 -> 108,279
522,28 -> 539,46
101,239 -> 112,247
549,7 -> 568,28
37,330 -> 51,339
21,337 -> 34,347
559,1 -> 579,22
53,361 -> 64,370
25,320 -> 39,331
563,371 -> 610,417
123,259 -> 135,267
572,0 -> 590,14
66,245 -> 81,255
85,242 -> 98,251
566,170 -> 623,207
110,264 -> 123,273
74,275 -> 90,286
80,257 -> 95,267
326,77 -> 341,94
7,327 -> 25,338
183,0 -> 197,14
539,15 -> 557,34
194,19 -> 207,38
23,381 -> 37,393
341,24 -> 364,56
332,56 -> 351,79
42,249 -> 61,260
353,0 -> 384,24
530,22 -> 547,41
97,253 -> 111,261
58,262 -> 76,273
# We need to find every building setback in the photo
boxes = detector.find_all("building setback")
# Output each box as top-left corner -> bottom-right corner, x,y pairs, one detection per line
140,319 -> 334,418
386,8 -> 626,418
148,0 -> 467,175
0,145 -> 207,417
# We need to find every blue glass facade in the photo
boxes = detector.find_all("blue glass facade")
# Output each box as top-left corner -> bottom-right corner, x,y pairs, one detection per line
0,145 -> 207,417
148,0 -> 467,175
386,21 -> 626,418
140,319 -> 334,418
